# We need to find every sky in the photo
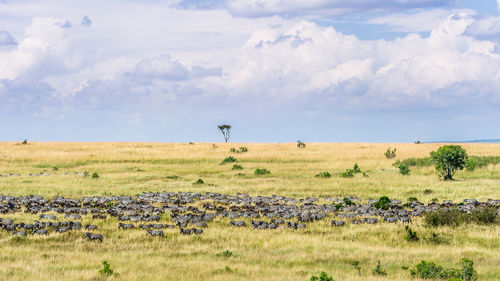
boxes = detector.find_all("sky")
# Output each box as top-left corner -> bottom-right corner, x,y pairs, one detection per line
1,0 -> 500,142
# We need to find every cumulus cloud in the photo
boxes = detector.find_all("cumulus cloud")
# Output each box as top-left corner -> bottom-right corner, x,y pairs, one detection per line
176,0 -> 454,17
229,14 -> 500,108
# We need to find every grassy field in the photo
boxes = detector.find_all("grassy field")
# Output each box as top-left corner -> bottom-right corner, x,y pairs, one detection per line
0,142 -> 499,281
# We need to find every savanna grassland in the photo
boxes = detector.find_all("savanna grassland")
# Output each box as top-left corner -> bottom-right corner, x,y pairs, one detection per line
0,142 -> 499,281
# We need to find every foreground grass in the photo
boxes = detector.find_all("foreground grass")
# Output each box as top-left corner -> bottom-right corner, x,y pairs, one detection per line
0,142 -> 499,280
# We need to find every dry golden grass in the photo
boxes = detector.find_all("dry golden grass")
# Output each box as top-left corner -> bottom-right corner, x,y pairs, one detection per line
0,142 -> 499,280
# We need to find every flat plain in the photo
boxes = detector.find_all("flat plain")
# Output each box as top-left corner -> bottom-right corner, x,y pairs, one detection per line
0,142 -> 499,281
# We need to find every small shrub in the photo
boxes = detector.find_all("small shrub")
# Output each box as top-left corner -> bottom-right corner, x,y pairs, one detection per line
92,172 -> 99,179
193,178 -> 205,185
423,189 -> 433,194
374,196 -> 391,210
415,140 -> 421,144
99,261 -> 113,277
221,156 -> 237,164
405,226 -> 419,241
384,147 -> 397,159
431,198 -> 439,202
470,207 -> 497,224
310,271 -> 334,281
334,203 -> 342,210
254,168 -> 271,175
424,208 -> 497,227
166,175 -> 179,180
83,171 -> 90,177
232,164 -> 243,170
410,259 -> 476,280
399,163 -> 410,175
52,167 -> 59,171
353,163 -> 361,173
343,197 -> 354,206
407,197 -> 418,203
297,140 -> 306,148
340,169 -> 354,178
351,261 -> 361,276
21,139 -> 28,145
229,147 -> 248,153
372,260 -> 387,276
217,250 -> 233,258
315,172 -> 331,178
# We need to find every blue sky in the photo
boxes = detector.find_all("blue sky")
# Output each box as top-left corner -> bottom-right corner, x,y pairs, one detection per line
1,0 -> 500,142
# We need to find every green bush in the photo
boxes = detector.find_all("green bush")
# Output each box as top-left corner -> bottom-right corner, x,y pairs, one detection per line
310,271 -> 334,281
399,163 -> 410,175
193,178 -> 205,185
216,250 -> 233,258
315,171 -> 331,178
232,164 -> 243,170
410,259 -> 476,280
254,168 -> 271,175
405,226 -> 419,241
384,147 -> 396,159
99,261 -> 113,277
374,196 -> 391,210
221,156 -> 237,164
230,147 -> 248,153
343,197 -> 354,206
407,197 -> 418,203
372,260 -> 387,276
353,163 -> 361,173
340,169 -> 354,178
430,145 -> 468,180
351,261 -> 361,276
92,172 -> 99,179
394,157 -> 433,167
424,208 -> 497,227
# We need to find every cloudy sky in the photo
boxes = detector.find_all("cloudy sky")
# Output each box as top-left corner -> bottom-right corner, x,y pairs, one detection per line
1,0 -> 500,142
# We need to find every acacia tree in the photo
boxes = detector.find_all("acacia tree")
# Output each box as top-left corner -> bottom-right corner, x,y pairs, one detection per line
430,145 -> 468,180
218,124 -> 231,143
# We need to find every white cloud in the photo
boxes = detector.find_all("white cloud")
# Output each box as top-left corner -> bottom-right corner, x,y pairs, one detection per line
366,8 -> 472,32
229,13 -> 500,107
176,0 -> 454,17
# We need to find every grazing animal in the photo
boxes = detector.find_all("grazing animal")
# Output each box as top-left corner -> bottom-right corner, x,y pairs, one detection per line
229,221 -> 246,227
383,217 -> 398,223
330,220 -> 345,227
84,232 -> 103,242
39,214 -> 57,220
55,227 -> 70,233
92,214 -> 107,219
65,214 -> 81,220
179,228 -> 192,235
364,218 -> 378,224
34,229 -> 49,235
84,224 -> 98,230
146,230 -> 164,237
118,223 -> 135,230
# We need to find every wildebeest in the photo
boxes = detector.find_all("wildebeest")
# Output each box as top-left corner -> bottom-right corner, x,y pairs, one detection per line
363,218 -> 378,224
179,228 -> 192,235
84,232 -> 103,242
65,214 -> 81,220
146,230 -> 164,237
